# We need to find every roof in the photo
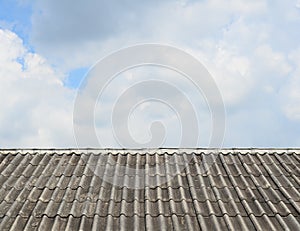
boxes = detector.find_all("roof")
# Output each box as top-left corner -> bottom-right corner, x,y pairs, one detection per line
0,148 -> 299,230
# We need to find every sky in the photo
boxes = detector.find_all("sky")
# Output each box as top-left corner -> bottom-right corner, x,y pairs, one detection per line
0,0 -> 300,148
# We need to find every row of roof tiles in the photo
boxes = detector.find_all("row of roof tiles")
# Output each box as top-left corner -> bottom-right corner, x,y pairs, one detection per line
6,214 -> 298,231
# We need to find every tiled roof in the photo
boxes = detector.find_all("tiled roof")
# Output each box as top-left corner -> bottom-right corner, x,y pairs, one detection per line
0,149 -> 299,230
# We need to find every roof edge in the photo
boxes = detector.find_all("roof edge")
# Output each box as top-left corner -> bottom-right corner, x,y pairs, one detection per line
1,147 -> 300,154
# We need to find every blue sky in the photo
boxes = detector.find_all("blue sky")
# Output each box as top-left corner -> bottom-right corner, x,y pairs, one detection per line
0,0 -> 87,88
0,0 -> 32,47
1,0 -> 300,148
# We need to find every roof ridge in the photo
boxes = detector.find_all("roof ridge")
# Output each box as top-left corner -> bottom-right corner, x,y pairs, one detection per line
1,149 -> 300,155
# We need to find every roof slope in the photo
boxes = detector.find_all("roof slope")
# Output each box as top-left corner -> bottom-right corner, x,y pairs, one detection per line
0,149 -> 299,230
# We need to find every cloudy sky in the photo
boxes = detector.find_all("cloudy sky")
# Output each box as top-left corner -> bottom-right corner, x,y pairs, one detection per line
1,0 -> 300,148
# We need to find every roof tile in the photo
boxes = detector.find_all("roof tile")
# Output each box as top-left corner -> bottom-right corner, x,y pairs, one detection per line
0,149 -> 299,230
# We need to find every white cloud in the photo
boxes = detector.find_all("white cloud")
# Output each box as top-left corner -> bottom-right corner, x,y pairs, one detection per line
27,0 -> 270,109
280,48 -> 300,121
197,44 -> 253,106
29,0 -> 268,70
0,29 -> 75,147
2,0 -> 300,147
254,45 -> 292,77
91,67 -> 212,148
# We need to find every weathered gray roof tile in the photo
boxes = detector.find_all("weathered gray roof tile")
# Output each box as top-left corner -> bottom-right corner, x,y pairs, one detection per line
19,200 -> 36,218
0,149 -> 300,230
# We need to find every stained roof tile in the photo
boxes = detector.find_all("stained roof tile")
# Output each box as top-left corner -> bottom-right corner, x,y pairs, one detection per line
0,149 -> 299,230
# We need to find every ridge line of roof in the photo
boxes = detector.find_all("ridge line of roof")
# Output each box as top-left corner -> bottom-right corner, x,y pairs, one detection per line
1,147 -> 300,154
1,147 -> 300,150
